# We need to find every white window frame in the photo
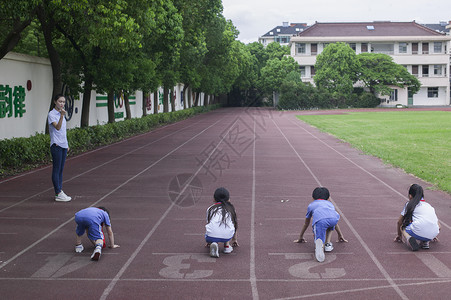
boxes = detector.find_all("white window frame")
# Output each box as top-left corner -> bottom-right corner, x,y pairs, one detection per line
399,42 -> 407,54
427,87 -> 439,98
389,89 -> 398,101
297,43 -> 306,54
434,42 -> 442,53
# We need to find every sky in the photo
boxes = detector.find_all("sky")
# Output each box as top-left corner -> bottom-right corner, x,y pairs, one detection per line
222,0 -> 451,44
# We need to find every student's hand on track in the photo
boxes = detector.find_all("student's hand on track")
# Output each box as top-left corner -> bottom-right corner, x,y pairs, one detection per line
205,243 -> 211,248
232,241 -> 239,247
337,237 -> 348,243
293,238 -> 307,243
432,237 -> 439,242
109,244 -> 120,248
394,236 -> 402,243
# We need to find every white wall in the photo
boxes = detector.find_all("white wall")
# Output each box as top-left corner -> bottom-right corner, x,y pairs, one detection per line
0,53 -> 202,140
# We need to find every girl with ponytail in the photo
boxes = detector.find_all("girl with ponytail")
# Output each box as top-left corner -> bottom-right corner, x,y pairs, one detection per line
205,187 -> 238,258
394,184 -> 440,251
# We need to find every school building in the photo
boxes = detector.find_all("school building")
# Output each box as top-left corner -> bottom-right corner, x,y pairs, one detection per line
289,21 -> 451,107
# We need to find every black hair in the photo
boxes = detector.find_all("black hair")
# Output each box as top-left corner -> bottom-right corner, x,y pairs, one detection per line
312,187 -> 330,200
97,206 -> 110,219
207,187 -> 238,230
51,94 -> 65,109
402,184 -> 424,228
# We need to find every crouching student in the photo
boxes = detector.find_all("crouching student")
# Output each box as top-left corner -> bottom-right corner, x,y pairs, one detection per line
294,187 -> 347,262
74,206 -> 120,261
205,187 -> 238,258
394,184 -> 440,251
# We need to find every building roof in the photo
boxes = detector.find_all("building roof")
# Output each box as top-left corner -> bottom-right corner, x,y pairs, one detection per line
298,21 -> 446,37
422,21 -> 450,34
261,22 -> 308,37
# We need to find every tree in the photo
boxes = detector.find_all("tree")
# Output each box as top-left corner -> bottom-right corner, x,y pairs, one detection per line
0,0 -> 40,59
357,53 -> 421,96
265,42 -> 290,60
314,42 -> 359,103
55,0 -> 142,125
259,56 -> 299,94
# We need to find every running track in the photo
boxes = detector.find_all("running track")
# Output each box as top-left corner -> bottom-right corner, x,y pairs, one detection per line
1,107 -> 450,300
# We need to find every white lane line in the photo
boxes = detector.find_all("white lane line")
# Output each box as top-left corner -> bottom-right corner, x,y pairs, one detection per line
0,119 -> 202,213
184,233 -> 203,236
100,115 -> 244,300
0,118 -> 223,272
272,118 -> 409,300
250,117 -> 259,300
272,279 -> 451,300
266,218 -> 304,221
289,117 -> 451,231
268,252 -> 355,256
0,217 -> 59,220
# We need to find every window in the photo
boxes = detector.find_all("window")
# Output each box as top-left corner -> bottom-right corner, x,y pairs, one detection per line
311,43 -> 318,55
422,65 -> 429,77
311,66 -> 316,76
361,43 -> 368,52
297,43 -> 306,54
399,42 -> 407,54
434,65 -> 442,76
349,43 -> 356,51
427,87 -> 438,98
299,66 -> 306,77
371,43 -> 394,54
276,28 -> 281,32
275,36 -> 289,43
389,89 -> 398,101
412,43 -> 418,54
412,65 -> 418,76
422,43 -> 429,54
434,42 -> 442,53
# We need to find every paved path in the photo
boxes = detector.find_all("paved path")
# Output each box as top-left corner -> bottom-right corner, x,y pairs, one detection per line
1,107 -> 450,299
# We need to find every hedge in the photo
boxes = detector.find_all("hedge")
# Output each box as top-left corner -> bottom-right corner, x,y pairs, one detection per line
0,104 -> 221,177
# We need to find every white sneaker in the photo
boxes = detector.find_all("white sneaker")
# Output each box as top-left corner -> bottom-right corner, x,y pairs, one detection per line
210,242 -> 219,258
315,239 -> 325,262
324,242 -> 334,252
421,241 -> 430,249
91,246 -> 102,261
75,244 -> 84,253
223,245 -> 233,254
55,191 -> 71,202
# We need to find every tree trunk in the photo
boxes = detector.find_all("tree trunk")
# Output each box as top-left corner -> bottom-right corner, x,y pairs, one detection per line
194,92 -> 200,107
182,85 -> 188,110
37,5 -> 63,133
80,77 -> 93,127
171,89 -> 176,112
163,87 -> 169,113
187,88 -> 192,108
153,90 -> 158,114
0,17 -> 32,59
124,92 -> 131,119
107,90 -> 115,123
142,91 -> 147,117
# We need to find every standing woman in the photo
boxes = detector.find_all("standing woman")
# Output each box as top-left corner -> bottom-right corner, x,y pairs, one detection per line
394,184 -> 440,250
48,94 -> 71,202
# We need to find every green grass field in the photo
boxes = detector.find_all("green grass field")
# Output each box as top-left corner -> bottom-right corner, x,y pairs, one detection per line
297,111 -> 451,194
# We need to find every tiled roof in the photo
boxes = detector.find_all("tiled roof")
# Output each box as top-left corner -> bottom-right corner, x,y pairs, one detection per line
298,21 -> 445,37
261,23 -> 308,37
422,23 -> 450,34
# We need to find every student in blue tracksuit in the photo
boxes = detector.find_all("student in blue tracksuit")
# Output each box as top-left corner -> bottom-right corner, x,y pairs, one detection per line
294,187 -> 347,262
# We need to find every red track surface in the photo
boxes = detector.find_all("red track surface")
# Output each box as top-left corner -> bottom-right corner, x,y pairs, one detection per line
1,107 -> 450,300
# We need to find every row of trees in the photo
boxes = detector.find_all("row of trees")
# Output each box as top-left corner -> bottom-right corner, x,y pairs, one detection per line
1,2 -> 422,120
1,0 -> 259,127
